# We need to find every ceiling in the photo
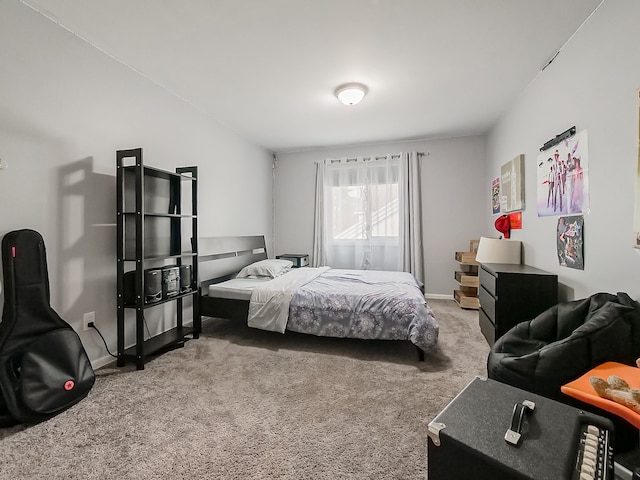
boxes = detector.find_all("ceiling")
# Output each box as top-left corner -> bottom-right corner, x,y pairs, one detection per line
24,0 -> 603,153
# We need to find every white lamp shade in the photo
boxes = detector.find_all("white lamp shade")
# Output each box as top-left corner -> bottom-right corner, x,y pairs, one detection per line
335,83 -> 367,105
475,237 -> 522,264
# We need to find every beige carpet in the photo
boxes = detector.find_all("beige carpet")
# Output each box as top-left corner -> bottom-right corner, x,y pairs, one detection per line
0,299 -> 489,479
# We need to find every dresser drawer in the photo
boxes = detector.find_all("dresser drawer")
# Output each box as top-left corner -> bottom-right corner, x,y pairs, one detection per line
478,286 -> 495,321
479,308 -> 496,347
479,266 -> 496,296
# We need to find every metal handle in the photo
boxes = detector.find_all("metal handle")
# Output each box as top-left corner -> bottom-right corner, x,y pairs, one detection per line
505,400 -> 535,446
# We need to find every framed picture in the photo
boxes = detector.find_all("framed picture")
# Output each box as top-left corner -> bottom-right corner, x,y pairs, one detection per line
500,155 -> 525,213
634,90 -> 640,248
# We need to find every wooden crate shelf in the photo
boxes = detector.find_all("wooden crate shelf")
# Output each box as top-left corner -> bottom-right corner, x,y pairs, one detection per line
453,239 -> 480,310
455,251 -> 479,265
454,289 -> 480,310
455,270 -> 479,288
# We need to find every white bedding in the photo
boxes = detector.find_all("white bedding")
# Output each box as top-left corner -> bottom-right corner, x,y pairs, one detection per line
207,277 -> 271,301
247,266 -> 330,333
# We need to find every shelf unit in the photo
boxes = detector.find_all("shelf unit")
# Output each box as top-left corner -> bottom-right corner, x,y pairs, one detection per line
454,240 -> 480,309
116,148 -> 200,370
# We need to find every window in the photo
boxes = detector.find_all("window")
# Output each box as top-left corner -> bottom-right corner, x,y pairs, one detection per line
321,156 -> 403,270
330,183 -> 399,240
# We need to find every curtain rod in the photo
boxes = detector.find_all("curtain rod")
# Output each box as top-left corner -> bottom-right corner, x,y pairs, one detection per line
328,154 -> 402,164
315,151 -> 429,164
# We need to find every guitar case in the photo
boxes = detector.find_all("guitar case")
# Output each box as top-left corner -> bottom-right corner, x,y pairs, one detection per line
0,229 -> 95,426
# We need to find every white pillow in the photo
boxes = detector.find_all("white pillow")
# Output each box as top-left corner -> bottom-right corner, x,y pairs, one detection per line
236,259 -> 293,279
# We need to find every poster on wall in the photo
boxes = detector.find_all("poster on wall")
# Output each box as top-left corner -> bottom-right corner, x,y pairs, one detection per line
491,177 -> 501,214
500,154 -> 524,213
537,129 -> 590,217
634,90 -> 640,249
557,215 -> 584,270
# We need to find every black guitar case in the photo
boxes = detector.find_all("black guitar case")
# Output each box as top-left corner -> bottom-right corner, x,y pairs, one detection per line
0,229 -> 95,426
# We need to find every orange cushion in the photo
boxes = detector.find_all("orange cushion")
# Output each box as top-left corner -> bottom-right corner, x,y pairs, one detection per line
561,361 -> 640,429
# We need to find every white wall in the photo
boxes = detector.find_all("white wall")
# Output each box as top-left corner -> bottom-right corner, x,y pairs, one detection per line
0,1 -> 274,367
274,136 -> 486,296
486,0 -> 640,301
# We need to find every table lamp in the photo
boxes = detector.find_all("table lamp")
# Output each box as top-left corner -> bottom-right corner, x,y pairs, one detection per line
475,236 -> 522,264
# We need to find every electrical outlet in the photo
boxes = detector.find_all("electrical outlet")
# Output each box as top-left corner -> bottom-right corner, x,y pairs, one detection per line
83,311 -> 95,331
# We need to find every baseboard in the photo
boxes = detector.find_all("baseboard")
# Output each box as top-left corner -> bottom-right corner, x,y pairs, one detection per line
425,293 -> 454,300
92,354 -> 117,370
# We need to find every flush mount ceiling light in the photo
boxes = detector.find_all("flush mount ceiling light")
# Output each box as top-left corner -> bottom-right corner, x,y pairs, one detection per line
335,83 -> 368,106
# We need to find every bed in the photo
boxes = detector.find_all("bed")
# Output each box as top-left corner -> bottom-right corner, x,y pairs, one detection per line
198,236 -> 439,360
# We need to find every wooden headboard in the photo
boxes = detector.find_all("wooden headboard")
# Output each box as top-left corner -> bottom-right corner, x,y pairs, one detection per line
198,235 -> 268,293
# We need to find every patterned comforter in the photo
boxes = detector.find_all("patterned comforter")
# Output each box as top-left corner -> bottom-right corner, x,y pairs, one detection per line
248,267 -> 439,352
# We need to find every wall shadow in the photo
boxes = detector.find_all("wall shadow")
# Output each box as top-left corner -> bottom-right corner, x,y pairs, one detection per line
57,157 -> 117,360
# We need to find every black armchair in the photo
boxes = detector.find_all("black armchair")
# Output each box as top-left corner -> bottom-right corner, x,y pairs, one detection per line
487,292 -> 640,400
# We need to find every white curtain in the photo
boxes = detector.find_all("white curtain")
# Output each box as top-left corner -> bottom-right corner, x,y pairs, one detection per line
312,160 -> 327,267
312,152 -> 425,279
402,152 -> 425,283
312,154 -> 403,271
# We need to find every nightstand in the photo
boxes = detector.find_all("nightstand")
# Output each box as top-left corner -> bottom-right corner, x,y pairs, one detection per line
276,254 -> 309,268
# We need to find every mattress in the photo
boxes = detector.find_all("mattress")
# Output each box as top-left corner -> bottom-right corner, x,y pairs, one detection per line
207,277 -> 271,301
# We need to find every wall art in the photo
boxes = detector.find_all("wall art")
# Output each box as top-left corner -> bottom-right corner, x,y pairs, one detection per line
634,91 -> 640,249
500,154 -> 524,213
491,177 -> 501,214
537,129 -> 590,217
557,215 -> 584,270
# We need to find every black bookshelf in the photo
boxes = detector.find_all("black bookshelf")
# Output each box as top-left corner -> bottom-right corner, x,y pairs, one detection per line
116,148 -> 200,370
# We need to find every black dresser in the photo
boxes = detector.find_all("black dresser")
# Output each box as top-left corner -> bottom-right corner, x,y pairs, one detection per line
478,263 -> 558,347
